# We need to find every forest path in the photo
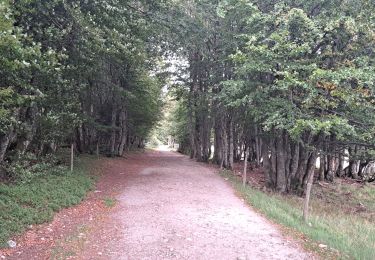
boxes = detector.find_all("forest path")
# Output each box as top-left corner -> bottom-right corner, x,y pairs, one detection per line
2,150 -> 312,260
77,149 -> 311,260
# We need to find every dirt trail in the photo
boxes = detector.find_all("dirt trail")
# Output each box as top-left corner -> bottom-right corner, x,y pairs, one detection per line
2,150 -> 313,259
79,150 -> 311,260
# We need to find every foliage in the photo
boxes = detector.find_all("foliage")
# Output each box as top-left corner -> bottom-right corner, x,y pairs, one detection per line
4,153 -> 66,183
0,160 -> 94,246
230,2 -> 375,142
148,95 -> 188,149
166,0 -> 375,190
0,0 -> 166,165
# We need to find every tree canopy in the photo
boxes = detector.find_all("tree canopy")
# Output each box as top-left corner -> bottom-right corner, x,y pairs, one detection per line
1,0 -> 165,166
1,0 -> 374,189
162,0 -> 375,192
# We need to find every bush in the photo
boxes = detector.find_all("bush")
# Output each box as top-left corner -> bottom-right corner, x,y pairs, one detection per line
0,159 -> 94,246
4,153 -> 66,183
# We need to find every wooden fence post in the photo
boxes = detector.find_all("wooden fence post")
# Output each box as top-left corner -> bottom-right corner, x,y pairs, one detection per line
70,143 -> 74,172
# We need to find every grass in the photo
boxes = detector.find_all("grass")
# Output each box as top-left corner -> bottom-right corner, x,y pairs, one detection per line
220,170 -> 375,260
103,197 -> 116,207
0,156 -> 96,247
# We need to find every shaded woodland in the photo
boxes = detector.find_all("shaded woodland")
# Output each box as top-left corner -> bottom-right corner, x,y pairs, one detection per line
1,0 -> 375,194
166,0 -> 375,195
1,0 -> 165,178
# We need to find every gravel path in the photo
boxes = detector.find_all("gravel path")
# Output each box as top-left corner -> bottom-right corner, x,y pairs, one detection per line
1,150 -> 312,259
78,150 -> 311,260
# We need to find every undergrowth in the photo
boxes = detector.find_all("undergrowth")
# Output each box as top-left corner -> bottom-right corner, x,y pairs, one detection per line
0,155 -> 95,247
220,170 -> 375,260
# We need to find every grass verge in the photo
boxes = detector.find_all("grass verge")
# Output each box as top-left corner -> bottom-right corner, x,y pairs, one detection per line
220,170 -> 375,260
0,156 -> 96,247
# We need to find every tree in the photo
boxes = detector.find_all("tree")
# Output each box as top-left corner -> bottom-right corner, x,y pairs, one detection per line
1,0 -> 166,168
168,0 -> 375,194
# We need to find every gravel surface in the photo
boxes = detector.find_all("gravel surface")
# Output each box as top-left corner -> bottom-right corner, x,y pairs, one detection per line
1,150 -> 313,260
79,150 -> 312,260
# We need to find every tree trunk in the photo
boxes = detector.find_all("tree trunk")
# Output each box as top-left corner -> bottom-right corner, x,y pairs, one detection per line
326,154 -> 336,181
319,153 -> 326,181
228,118 -> 234,169
255,126 -> 261,167
349,145 -> 360,179
0,131 -> 13,163
289,141 -> 300,189
243,147 -> 249,186
337,150 -> 344,177
295,143 -> 309,191
201,112 -> 210,162
326,137 -> 336,181
276,134 -> 287,192
261,138 -> 271,187
303,149 -> 318,222
213,115 -> 222,165
269,137 -> 277,187
117,108 -> 127,156
110,107 -> 117,157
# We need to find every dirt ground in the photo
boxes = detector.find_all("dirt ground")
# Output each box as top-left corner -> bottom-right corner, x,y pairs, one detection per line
0,150 -> 313,260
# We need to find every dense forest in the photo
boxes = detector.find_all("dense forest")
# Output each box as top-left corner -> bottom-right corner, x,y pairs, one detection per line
1,0 -> 166,178
1,1 -> 375,257
167,0 -> 375,195
1,0 -> 375,191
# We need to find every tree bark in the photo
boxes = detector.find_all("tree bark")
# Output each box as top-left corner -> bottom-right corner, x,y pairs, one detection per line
303,149 -> 319,222
269,137 -> 277,187
243,146 -> 249,186
289,141 -> 300,185
255,126 -> 261,167
276,134 -> 287,192
116,108 -> 127,156
228,118 -> 234,169
319,153 -> 326,181
110,107 -> 117,157
0,131 -> 13,163
261,137 -> 271,187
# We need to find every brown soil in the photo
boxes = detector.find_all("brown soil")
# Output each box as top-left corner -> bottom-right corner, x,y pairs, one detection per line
1,150 -> 313,260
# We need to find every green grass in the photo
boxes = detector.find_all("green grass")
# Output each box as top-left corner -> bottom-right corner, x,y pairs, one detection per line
220,170 -> 375,260
0,158 -> 95,247
103,197 -> 116,207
